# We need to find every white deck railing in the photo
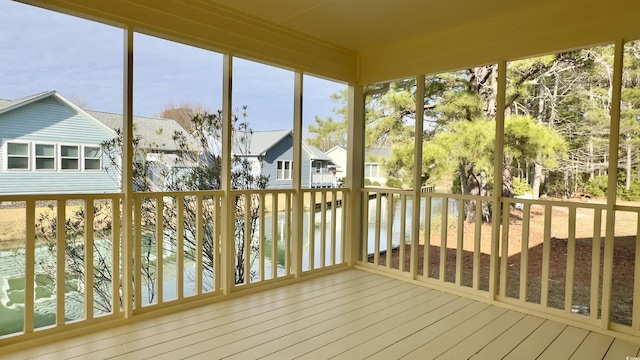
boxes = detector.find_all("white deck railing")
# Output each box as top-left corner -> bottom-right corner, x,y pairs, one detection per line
0,193 -> 124,338
359,188 -> 640,339
0,188 -> 348,344
2,187 -> 638,343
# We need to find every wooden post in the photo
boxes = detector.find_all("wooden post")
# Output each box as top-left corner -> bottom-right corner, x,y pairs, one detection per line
489,60 -> 507,299
292,72 -> 304,277
221,53 -> 234,294
346,84 -> 365,266
411,75 -> 425,279
121,27 -> 134,318
602,39 -> 624,329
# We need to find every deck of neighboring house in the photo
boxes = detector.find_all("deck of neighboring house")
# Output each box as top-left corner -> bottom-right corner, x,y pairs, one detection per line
5,270 -> 639,360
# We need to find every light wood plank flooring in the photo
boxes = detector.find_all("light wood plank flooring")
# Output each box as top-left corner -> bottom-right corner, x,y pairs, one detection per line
4,270 -> 640,359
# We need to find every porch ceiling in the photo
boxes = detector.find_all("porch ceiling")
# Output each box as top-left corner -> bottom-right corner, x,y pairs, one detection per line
203,0 -> 542,52
16,0 -> 640,84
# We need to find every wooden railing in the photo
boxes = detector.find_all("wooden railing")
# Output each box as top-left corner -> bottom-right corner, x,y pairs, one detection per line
0,188 -> 348,343
359,188 -> 640,338
0,193 -> 123,338
8,186 -> 638,343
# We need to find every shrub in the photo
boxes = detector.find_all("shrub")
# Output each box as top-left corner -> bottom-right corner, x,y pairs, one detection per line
385,178 -> 402,188
618,181 -> 640,201
512,177 -> 532,196
585,175 -> 608,198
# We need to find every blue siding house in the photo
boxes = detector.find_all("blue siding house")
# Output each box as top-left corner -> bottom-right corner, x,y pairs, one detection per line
243,130 -> 337,189
0,91 -> 198,194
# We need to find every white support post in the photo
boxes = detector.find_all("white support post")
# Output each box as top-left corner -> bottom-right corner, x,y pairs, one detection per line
602,39 -> 624,329
411,75 -> 425,278
489,60 -> 507,299
221,53 -> 234,294
346,84 -> 365,266
292,71 -> 304,277
121,27 -> 134,318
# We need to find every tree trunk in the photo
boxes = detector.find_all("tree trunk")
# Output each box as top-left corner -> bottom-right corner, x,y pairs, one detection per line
461,163 -> 490,223
589,141 -> 594,180
532,161 -> 543,199
464,164 -> 479,222
503,155 -> 514,198
627,134 -> 632,190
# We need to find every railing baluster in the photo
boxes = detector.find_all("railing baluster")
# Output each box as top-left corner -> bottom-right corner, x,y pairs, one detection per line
541,204 -> 552,307
112,197 -> 121,314
85,198 -> 94,320
259,193 -> 265,282
195,194 -> 203,296
399,194 -> 407,272
520,202 -> 531,302
243,194 -> 251,284
177,196 -> 185,298
272,193 -> 278,278
285,192 -> 291,275
156,197 -> 164,304
565,206 -> 577,313
320,191 -> 327,268
386,193 -> 393,269
591,208 -> 602,322
134,197 -> 142,310
340,190 -> 347,264
440,196 -> 448,281
307,191 -> 314,270
633,212 -> 640,329
214,194 -> 221,291
456,198 -> 464,285
362,190 -> 369,263
25,200 -> 36,333
500,200 -> 510,298
330,190 -> 337,266
56,200 -> 66,326
473,199 -> 482,290
423,195 -> 431,278
374,192 -> 382,266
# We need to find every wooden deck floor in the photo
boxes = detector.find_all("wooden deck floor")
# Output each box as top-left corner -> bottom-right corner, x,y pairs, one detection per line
4,269 -> 640,359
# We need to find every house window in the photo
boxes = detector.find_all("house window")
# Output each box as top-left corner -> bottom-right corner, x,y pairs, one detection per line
35,144 -> 55,170
315,161 -> 322,173
6,142 -> 29,170
61,145 -> 80,170
365,163 -> 380,178
277,160 -> 292,180
84,146 -> 102,170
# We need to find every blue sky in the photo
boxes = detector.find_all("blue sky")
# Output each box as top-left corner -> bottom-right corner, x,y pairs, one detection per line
0,0 -> 346,132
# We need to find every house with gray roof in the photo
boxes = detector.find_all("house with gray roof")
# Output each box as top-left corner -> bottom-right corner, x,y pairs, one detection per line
326,145 -> 390,186
237,129 -> 338,189
0,91 -> 198,194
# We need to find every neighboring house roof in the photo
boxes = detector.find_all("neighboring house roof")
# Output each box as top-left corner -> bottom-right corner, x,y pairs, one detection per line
0,91 -> 117,135
303,143 -> 332,161
247,130 -> 292,155
326,145 -> 347,155
0,91 -> 58,114
87,110 -> 199,152
245,130 -> 333,161
365,147 -> 392,162
0,91 -> 198,153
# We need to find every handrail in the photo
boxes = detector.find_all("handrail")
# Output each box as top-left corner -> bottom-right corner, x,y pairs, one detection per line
357,188 -> 640,338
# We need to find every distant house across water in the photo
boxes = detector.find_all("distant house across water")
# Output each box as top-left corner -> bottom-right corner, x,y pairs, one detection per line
326,145 -> 390,186
235,130 -> 338,189
0,91 -> 198,194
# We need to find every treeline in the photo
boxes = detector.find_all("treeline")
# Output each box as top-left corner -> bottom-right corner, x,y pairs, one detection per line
308,41 -> 640,206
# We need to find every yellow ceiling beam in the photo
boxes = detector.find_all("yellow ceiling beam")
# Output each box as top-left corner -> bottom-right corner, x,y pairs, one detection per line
359,0 -> 640,83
